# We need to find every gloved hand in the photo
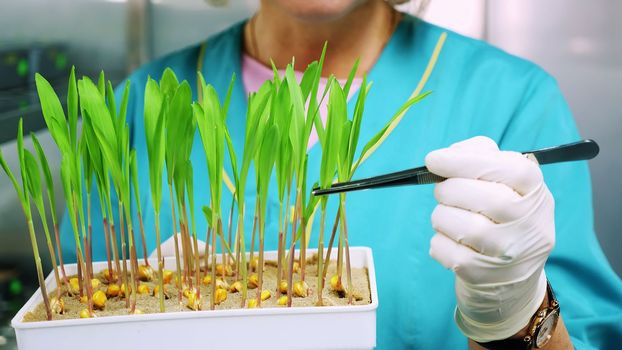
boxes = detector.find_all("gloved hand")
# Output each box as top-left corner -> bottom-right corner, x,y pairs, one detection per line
149,233 -> 207,260
425,136 -> 555,342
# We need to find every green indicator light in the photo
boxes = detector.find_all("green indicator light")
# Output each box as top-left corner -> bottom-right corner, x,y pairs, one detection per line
17,58 -> 29,77
55,53 -> 67,70
9,278 -> 23,295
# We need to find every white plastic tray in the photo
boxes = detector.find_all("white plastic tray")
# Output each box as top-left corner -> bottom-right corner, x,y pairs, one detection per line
11,247 -> 378,350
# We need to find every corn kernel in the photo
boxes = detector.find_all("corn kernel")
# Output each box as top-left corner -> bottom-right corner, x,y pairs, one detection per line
216,278 -> 229,290
216,264 -> 233,276
91,278 -> 101,289
187,291 -> 202,310
277,295 -> 288,306
247,274 -> 259,289
214,288 -> 227,305
69,277 -> 80,294
278,280 -> 288,294
106,284 -> 120,297
138,265 -> 154,281
101,268 -> 117,281
80,295 -> 87,304
153,285 -> 171,299
202,275 -> 212,285
247,299 -> 258,308
261,290 -> 271,301
330,275 -> 344,292
137,284 -> 150,295
183,288 -> 193,298
162,270 -> 174,284
229,281 -> 243,293
50,297 -> 64,314
293,280 -> 309,297
93,290 -> 107,309
120,283 -> 132,297
293,262 -> 300,273
79,309 -> 92,318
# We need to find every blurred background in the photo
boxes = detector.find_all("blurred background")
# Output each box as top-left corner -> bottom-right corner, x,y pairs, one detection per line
0,0 -> 620,347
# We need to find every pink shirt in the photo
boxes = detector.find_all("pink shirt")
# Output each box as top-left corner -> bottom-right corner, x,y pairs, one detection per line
242,54 -> 362,150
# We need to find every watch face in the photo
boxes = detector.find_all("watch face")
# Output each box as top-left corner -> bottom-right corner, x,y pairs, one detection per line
535,310 -> 559,348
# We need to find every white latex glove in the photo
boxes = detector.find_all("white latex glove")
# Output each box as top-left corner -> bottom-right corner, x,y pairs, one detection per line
149,233 -> 207,260
426,136 -> 555,342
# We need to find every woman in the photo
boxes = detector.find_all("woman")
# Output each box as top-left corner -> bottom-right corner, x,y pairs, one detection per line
61,0 -> 622,348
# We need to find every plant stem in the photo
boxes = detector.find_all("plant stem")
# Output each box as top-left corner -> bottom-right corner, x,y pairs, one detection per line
204,227 -> 211,278
168,184 -> 182,307
316,207 -> 326,305
106,196 -> 121,284
286,189 -> 301,307
137,212 -> 149,266
27,219 -> 52,320
322,209 -> 340,282
102,218 -> 113,282
209,219 -> 219,310
227,196 -> 235,269
181,203 -> 193,289
154,209 -> 165,312
281,185 -> 292,281
53,223 -> 69,287
40,215 -> 61,299
276,202 -> 284,298
256,215 -> 265,307
249,196 -> 259,272
237,210 -> 248,307
118,201 -> 129,308
339,197 -> 353,304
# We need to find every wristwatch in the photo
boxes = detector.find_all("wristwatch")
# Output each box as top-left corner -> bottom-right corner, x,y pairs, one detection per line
477,281 -> 560,350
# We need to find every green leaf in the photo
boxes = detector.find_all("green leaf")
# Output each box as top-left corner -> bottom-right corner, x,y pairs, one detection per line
106,80 -> 117,123
160,68 -> 179,100
0,148 -> 26,208
342,59 -> 360,98
353,91 -> 432,173
97,71 -> 106,96
144,77 -> 166,212
346,76 -> 368,168
320,79 -> 346,188
31,133 -> 57,222
201,206 -> 213,228
67,66 -> 78,151
222,73 -> 236,119
23,150 -> 44,212
35,74 -> 70,155
257,124 -> 279,219
130,149 -> 142,213
117,80 -> 130,131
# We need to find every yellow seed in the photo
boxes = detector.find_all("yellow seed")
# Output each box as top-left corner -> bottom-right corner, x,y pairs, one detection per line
137,284 -> 150,295
330,275 -> 344,292
214,288 -> 227,305
216,264 -> 233,276
261,290 -> 271,301
79,309 -> 92,318
106,284 -> 120,297
247,299 -> 258,308
293,280 -> 309,297
138,265 -> 154,281
277,295 -> 288,306
202,275 -> 212,285
293,262 -> 300,273
101,268 -> 117,281
91,278 -> 101,289
50,297 -> 64,314
229,281 -> 243,293
120,283 -> 132,297
187,291 -> 202,310
162,270 -> 174,284
249,258 -> 258,270
247,274 -> 259,289
278,280 -> 288,294
183,288 -> 193,298
153,285 -> 171,299
216,278 -> 229,290
93,290 -> 107,309
80,295 -> 87,304
69,277 -> 80,294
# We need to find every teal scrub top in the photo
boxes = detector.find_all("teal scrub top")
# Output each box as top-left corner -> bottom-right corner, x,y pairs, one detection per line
61,15 -> 622,349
